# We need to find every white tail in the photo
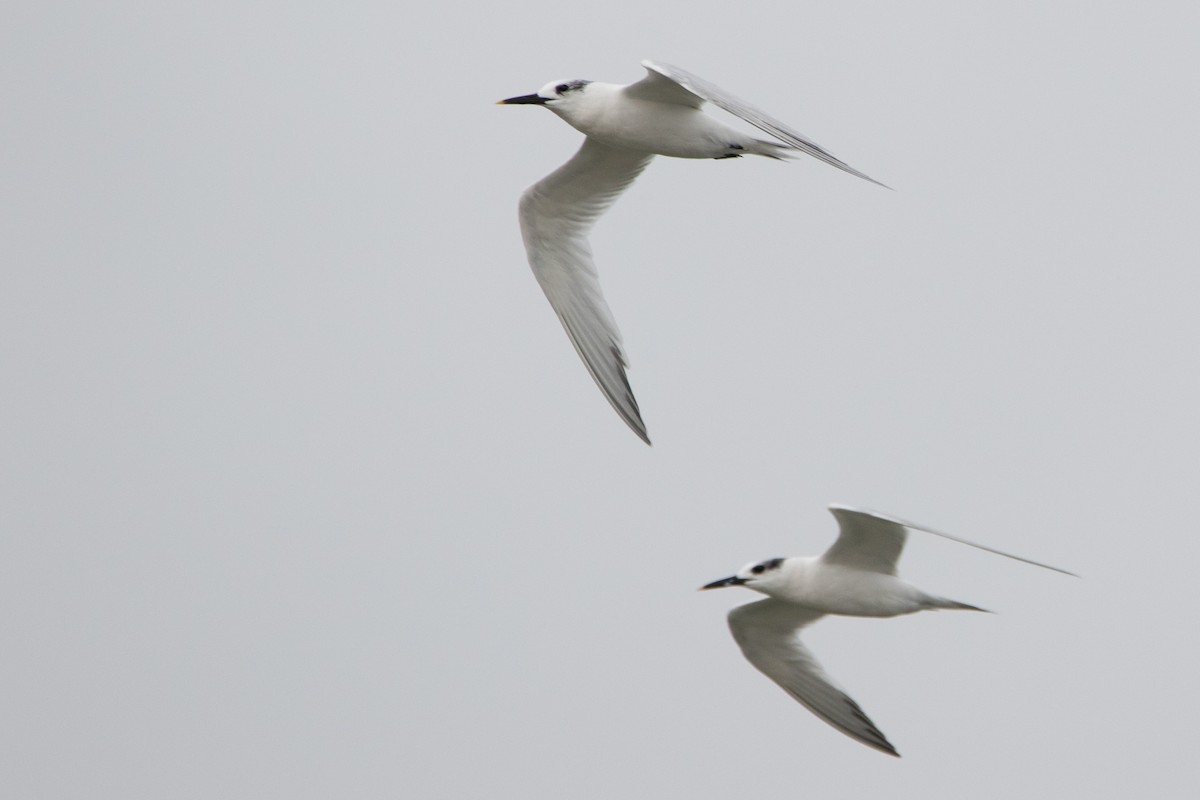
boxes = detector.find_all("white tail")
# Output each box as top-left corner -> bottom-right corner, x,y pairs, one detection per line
930,597 -> 992,613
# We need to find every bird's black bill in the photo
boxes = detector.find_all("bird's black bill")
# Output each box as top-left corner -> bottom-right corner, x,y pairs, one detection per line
700,576 -> 747,590
497,93 -> 549,105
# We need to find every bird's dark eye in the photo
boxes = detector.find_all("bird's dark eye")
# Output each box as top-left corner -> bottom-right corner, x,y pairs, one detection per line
751,564 -> 766,575
555,83 -> 570,94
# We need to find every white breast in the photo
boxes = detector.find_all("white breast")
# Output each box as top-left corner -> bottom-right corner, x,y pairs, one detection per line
555,85 -> 745,159
771,560 -> 930,618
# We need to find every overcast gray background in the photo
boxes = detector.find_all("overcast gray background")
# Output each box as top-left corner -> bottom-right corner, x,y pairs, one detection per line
4,2 -> 1199,797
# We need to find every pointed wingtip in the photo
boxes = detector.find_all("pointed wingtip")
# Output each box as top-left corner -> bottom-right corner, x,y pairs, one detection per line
846,169 -> 892,191
871,731 -> 901,758
616,402 -> 651,446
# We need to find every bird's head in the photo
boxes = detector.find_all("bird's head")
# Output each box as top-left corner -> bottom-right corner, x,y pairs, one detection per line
497,79 -> 593,115
700,557 -> 789,594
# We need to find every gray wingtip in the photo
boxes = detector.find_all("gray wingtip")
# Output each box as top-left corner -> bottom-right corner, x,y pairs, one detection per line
635,426 -> 652,446
610,387 -> 652,446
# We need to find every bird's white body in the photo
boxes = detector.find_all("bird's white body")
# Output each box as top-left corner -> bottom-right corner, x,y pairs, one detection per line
544,81 -> 778,159
758,556 -> 944,617
500,61 -> 885,444
702,504 -> 1074,756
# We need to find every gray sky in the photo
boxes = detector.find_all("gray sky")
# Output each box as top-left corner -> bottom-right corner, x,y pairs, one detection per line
4,2 -> 1199,797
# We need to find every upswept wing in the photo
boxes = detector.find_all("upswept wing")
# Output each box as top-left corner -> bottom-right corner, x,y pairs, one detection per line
518,138 -> 655,444
823,506 -> 910,575
728,598 -> 898,756
635,60 -> 888,188
824,504 -> 1078,576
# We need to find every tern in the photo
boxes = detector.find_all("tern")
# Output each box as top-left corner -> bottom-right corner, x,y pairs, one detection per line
701,504 -> 1075,756
499,61 -> 885,444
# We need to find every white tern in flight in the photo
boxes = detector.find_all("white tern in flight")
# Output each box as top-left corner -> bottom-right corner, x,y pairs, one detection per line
700,504 -> 1075,756
499,61 -> 886,444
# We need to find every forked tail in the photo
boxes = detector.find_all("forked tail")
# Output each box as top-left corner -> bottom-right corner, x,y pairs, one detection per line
747,139 -> 795,160
929,597 -> 992,613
